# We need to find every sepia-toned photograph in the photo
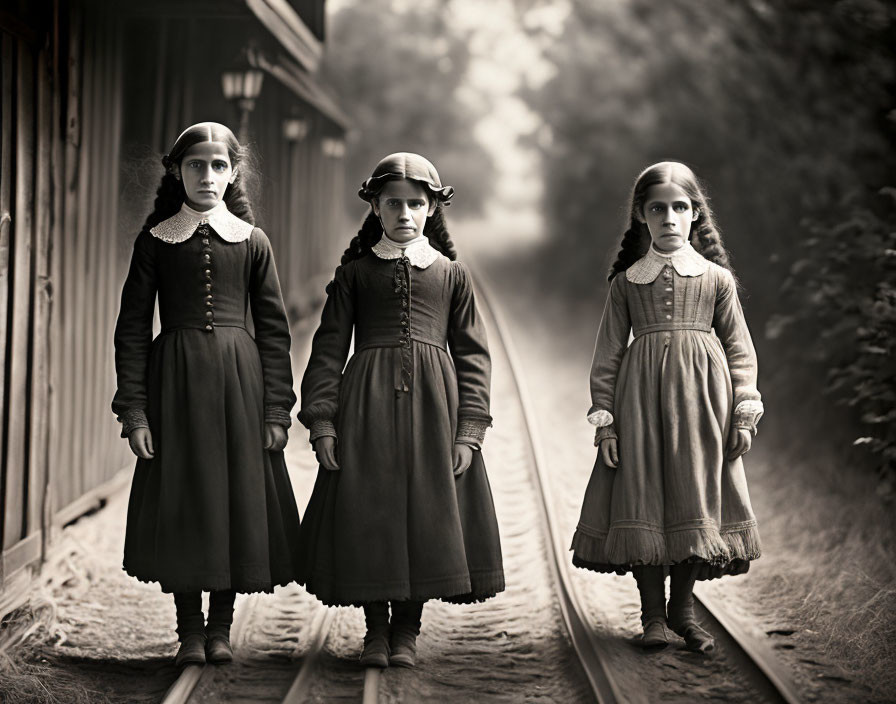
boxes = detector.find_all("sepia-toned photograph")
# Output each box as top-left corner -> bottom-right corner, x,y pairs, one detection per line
0,0 -> 893,701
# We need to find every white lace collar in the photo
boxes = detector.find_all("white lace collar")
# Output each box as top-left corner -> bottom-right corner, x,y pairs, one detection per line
149,201 -> 254,244
371,234 -> 440,269
626,242 -> 709,284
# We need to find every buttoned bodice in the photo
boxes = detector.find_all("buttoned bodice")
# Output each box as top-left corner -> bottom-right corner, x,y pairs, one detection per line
154,223 -> 255,333
624,263 -> 718,337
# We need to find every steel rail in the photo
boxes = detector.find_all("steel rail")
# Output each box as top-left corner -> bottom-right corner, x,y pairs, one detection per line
281,606 -> 337,703
475,275 -> 623,704
693,587 -> 804,704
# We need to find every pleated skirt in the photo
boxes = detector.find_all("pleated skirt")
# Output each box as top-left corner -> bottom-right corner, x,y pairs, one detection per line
571,330 -> 761,580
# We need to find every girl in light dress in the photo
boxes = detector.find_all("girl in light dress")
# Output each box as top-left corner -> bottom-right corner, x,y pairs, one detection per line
572,161 -> 763,652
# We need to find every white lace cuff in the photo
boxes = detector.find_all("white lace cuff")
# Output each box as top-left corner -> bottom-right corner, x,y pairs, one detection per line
587,410 -> 614,427
734,400 -> 764,435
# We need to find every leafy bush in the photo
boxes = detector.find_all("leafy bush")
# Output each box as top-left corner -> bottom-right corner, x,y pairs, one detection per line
768,188 -> 896,492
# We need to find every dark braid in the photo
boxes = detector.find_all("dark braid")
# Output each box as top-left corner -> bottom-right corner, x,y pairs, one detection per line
608,161 -> 736,281
608,222 -> 650,280
422,205 -> 457,261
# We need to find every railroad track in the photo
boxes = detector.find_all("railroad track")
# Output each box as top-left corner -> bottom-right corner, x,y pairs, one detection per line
158,273 -> 803,704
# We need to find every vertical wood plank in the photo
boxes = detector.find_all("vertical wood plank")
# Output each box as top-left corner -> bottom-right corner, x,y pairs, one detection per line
69,6 -> 91,508
46,0 -> 66,544
0,35 -> 15,506
56,1 -> 82,516
4,40 -> 36,550
28,32 -> 54,540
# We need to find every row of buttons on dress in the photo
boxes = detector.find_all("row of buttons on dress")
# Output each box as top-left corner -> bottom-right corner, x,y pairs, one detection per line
662,266 -> 674,320
662,265 -> 673,344
199,223 -> 215,332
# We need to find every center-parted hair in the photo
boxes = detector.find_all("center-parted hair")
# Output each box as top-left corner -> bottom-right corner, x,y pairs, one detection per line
608,161 -> 733,281
141,122 -> 256,231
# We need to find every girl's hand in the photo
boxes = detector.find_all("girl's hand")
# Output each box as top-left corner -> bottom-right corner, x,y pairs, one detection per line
726,427 -> 752,460
313,436 -> 340,471
600,438 -> 619,468
453,443 -> 473,477
128,427 -> 155,460
264,423 -> 288,451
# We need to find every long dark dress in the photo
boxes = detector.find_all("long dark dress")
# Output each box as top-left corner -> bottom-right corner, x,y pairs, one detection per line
297,246 -> 504,606
112,222 -> 302,594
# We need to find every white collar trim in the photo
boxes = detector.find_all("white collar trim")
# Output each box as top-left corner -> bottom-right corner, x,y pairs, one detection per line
150,201 -> 254,244
626,242 -> 709,284
371,235 -> 440,269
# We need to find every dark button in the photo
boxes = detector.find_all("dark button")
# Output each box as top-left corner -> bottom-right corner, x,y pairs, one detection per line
206,301 -> 213,307
401,321 -> 408,327
205,294 -> 213,301
204,254 -> 211,262
205,283 -> 212,291
202,238 -> 209,245
206,311 -> 214,320
205,324 -> 213,332
399,339 -> 407,346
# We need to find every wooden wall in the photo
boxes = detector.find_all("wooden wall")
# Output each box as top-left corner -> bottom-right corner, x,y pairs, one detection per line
50,1 -> 131,524
0,2 -> 59,608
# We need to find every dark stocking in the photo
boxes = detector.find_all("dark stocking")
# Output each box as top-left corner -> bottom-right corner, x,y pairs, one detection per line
207,590 -> 236,639
363,601 -> 390,641
173,592 -> 204,641
668,562 -> 714,652
668,563 -> 699,626
632,566 -> 666,625
390,600 -> 424,636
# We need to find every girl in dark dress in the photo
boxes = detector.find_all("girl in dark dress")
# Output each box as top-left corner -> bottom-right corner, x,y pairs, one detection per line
112,122 -> 302,667
297,153 -> 504,668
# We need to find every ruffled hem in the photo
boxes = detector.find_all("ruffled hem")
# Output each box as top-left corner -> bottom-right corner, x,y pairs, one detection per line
123,565 -> 299,595
301,569 -> 505,608
570,521 -> 760,581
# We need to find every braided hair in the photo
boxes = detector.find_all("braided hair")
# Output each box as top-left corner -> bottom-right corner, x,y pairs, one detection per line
608,161 -> 733,281
334,181 -> 457,280
141,122 -> 255,232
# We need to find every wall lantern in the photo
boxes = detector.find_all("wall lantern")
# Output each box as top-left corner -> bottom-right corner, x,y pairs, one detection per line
283,117 -> 309,142
221,55 -> 264,143
322,137 -> 346,158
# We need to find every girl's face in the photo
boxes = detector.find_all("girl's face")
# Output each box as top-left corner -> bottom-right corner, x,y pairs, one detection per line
178,141 -> 235,211
372,179 -> 436,244
638,182 -> 699,253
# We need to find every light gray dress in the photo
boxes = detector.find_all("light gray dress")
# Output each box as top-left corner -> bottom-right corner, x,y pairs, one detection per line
572,244 -> 763,579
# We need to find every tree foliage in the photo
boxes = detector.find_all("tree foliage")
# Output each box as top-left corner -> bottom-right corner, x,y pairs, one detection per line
519,0 -> 896,485
321,0 -> 494,216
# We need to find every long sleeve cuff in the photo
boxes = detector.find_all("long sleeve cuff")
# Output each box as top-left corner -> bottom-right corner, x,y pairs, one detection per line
118,408 -> 149,438
309,419 -> 337,444
587,409 -> 614,427
265,406 -> 293,429
594,424 -> 617,447
733,400 -> 764,436
456,419 -> 489,445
